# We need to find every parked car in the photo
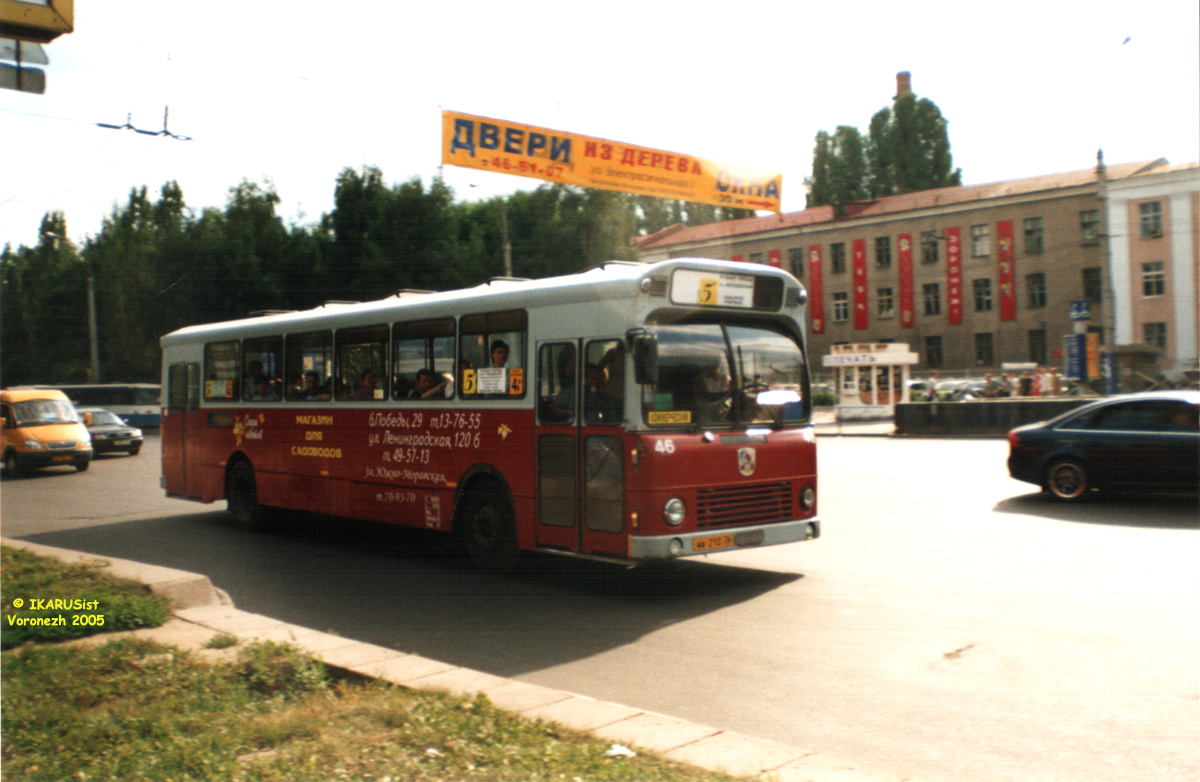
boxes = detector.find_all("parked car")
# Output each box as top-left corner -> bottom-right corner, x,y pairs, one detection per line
1007,391 -> 1199,500
77,407 -> 143,456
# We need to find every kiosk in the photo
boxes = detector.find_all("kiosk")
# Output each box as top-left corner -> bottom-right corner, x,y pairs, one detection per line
822,343 -> 919,421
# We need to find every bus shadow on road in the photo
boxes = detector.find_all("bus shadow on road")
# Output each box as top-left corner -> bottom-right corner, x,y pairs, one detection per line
20,510 -> 802,678
994,492 -> 1199,530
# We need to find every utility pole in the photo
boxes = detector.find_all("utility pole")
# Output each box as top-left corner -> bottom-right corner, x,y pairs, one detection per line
1096,149 -> 1118,394
500,199 -> 512,277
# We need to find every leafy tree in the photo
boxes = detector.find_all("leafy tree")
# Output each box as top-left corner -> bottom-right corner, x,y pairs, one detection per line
807,92 -> 962,206
868,93 -> 961,196
0,214 -> 88,384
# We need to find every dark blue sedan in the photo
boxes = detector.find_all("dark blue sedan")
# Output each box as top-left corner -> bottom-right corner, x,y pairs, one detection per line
1008,391 -> 1199,500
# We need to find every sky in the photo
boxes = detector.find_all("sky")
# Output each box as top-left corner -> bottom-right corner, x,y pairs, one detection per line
2,0 -> 1198,251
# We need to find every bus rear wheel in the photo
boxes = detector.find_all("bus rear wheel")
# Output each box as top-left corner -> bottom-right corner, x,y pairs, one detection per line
461,487 -> 519,575
227,461 -> 266,530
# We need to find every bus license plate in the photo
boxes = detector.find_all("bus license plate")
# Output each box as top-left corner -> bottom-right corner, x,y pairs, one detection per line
114,439 -> 131,446
52,455 -> 73,462
693,534 -> 734,552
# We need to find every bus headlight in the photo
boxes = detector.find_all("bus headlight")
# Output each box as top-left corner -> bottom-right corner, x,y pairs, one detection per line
800,484 -> 816,511
663,497 -> 686,526
23,439 -> 44,450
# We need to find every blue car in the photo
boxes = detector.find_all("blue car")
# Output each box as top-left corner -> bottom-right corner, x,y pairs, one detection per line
1007,391 -> 1199,500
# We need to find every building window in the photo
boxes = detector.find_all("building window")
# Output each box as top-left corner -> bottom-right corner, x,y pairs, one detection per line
974,333 -> 994,366
877,287 -> 895,318
1082,267 -> 1102,303
1144,322 -> 1167,350
1023,217 -> 1044,254
875,236 -> 892,268
1080,209 -> 1100,245
749,252 -> 763,265
832,292 -> 849,323
973,278 -> 993,312
923,283 -> 941,316
924,336 -> 943,368
1142,261 -> 1165,297
921,234 -> 939,263
1026,273 -> 1047,308
1139,201 -> 1163,238
971,224 -> 990,257
830,243 -> 846,273
788,248 -> 805,277
1028,329 -> 1047,365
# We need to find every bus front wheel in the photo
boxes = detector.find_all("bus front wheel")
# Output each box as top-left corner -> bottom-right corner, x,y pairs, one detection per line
461,487 -> 519,575
227,461 -> 266,530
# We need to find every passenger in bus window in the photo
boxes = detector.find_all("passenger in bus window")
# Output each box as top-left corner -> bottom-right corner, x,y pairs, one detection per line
298,371 -> 330,400
490,340 -> 510,368
249,376 -> 278,402
349,370 -> 379,400
411,369 -> 450,399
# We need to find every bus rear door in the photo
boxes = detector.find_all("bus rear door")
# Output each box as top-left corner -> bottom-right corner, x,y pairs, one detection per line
162,362 -> 202,498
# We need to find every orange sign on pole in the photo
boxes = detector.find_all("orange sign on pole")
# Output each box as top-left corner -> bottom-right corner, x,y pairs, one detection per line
442,110 -> 781,213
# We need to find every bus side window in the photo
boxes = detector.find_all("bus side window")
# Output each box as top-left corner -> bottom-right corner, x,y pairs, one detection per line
284,332 -> 332,401
336,325 -> 388,401
243,335 -> 283,402
204,341 -> 240,401
393,318 -> 455,401
460,310 -> 527,399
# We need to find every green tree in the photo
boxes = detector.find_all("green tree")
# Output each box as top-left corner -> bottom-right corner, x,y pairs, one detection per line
868,93 -> 961,196
807,92 -> 962,206
0,213 -> 89,384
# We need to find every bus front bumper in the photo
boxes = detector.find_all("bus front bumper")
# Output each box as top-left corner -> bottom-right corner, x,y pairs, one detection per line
628,518 -> 820,561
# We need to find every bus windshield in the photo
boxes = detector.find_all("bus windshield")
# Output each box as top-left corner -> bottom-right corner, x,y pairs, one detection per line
641,322 -> 807,428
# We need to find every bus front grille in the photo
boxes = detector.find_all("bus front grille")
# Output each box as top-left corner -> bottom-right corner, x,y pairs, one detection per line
696,481 -> 793,528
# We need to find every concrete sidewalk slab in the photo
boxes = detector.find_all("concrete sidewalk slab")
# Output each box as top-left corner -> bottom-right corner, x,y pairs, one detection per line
2,537 -> 225,609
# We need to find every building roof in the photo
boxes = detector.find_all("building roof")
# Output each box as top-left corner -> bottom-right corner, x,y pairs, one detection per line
633,159 -> 1176,250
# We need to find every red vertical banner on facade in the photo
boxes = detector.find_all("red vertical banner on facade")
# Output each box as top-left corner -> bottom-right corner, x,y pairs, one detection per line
997,220 -> 1016,321
852,238 -> 868,330
767,249 -> 782,268
808,246 -> 824,334
898,234 -> 914,327
946,226 -> 963,324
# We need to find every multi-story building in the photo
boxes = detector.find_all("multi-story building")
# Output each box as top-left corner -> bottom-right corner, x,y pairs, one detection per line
633,159 -> 1199,386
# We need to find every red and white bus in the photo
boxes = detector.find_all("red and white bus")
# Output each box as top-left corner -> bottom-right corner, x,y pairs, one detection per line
160,258 -> 819,572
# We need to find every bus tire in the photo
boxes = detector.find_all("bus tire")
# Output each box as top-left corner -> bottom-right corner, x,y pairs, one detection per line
227,460 -> 266,530
3,450 -> 22,476
461,485 -> 519,575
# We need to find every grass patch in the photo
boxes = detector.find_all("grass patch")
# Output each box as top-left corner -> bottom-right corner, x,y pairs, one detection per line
1,546 -> 170,649
0,545 -> 743,781
3,638 -> 742,781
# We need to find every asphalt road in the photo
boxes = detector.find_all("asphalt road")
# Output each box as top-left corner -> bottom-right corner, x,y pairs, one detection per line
3,433 -> 1197,781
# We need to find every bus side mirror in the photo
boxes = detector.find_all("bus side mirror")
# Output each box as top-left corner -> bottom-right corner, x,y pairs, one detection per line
632,334 -> 658,385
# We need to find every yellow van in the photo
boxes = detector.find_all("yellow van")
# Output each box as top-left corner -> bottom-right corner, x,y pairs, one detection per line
1,388 -> 93,474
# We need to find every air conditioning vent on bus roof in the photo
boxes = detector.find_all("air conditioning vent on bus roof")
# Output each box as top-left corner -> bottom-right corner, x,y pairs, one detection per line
641,276 -> 668,297
477,276 -> 532,286
785,287 -> 804,308
392,289 -> 434,298
320,300 -> 360,307
248,310 -> 296,318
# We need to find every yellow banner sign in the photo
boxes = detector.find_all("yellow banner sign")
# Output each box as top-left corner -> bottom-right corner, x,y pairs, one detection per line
441,110 -> 781,213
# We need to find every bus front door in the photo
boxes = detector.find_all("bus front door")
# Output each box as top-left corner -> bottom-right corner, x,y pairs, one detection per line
535,340 -> 627,558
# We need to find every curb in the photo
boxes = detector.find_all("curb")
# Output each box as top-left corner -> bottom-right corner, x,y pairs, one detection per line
3,538 -> 917,782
